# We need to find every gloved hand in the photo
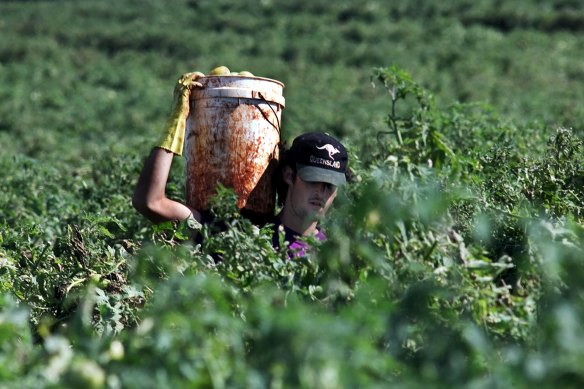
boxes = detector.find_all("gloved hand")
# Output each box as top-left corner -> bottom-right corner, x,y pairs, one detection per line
157,71 -> 204,155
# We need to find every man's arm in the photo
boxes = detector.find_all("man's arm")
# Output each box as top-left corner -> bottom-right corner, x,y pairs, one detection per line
132,72 -> 204,224
132,147 -> 200,223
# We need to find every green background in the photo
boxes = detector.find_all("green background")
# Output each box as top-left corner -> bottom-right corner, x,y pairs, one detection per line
1,1 -> 583,387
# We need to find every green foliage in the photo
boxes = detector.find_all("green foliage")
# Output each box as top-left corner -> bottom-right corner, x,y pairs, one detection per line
1,0 -> 584,387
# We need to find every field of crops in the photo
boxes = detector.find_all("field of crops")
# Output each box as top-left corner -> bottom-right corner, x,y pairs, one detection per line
1,0 -> 583,387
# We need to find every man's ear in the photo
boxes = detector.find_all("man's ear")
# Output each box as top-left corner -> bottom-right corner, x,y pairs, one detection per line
283,165 -> 295,186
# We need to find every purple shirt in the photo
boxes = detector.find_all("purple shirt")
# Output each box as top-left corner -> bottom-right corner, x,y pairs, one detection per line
192,212 -> 326,258
272,219 -> 327,258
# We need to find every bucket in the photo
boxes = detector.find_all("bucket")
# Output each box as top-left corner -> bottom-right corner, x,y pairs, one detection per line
184,75 -> 285,219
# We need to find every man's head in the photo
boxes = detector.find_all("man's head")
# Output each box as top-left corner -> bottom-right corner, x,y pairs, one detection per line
287,132 -> 348,186
277,132 -> 348,228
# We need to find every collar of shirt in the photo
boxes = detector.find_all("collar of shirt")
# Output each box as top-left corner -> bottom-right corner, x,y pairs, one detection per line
272,217 -> 327,257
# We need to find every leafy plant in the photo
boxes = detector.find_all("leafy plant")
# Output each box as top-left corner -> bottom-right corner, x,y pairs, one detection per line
1,0 -> 584,387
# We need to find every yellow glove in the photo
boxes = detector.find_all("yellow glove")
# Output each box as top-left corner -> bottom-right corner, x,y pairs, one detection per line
157,71 -> 204,155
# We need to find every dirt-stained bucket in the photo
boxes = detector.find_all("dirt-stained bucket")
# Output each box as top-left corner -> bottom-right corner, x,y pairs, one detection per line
185,75 -> 285,219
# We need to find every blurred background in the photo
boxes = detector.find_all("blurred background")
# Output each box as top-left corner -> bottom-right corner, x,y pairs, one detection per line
1,1 -> 583,387
1,0 -> 583,162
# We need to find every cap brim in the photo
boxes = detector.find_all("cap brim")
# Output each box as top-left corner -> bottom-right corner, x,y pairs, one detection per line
296,164 -> 346,186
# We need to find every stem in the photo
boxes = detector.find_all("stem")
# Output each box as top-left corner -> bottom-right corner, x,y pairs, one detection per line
390,87 -> 403,146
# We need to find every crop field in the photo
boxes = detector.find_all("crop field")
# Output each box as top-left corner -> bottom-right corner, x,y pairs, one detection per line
1,0 -> 583,387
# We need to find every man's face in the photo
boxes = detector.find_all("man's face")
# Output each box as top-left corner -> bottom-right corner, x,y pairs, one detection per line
285,170 -> 338,223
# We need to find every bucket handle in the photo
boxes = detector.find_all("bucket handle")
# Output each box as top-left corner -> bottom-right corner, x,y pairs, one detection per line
257,92 -> 281,135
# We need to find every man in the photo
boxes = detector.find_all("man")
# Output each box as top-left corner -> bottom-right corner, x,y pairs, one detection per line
132,72 -> 348,255
271,132 -> 348,255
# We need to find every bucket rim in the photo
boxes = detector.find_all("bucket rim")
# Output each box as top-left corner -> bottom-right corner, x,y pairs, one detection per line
191,88 -> 285,107
201,75 -> 285,88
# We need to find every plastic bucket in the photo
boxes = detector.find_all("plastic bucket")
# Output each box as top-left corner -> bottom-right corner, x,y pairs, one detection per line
185,75 -> 285,219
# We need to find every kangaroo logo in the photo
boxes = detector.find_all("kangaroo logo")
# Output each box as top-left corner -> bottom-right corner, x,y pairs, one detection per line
317,144 -> 340,159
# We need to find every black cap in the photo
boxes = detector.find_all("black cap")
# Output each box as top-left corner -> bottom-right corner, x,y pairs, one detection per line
288,132 -> 348,186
